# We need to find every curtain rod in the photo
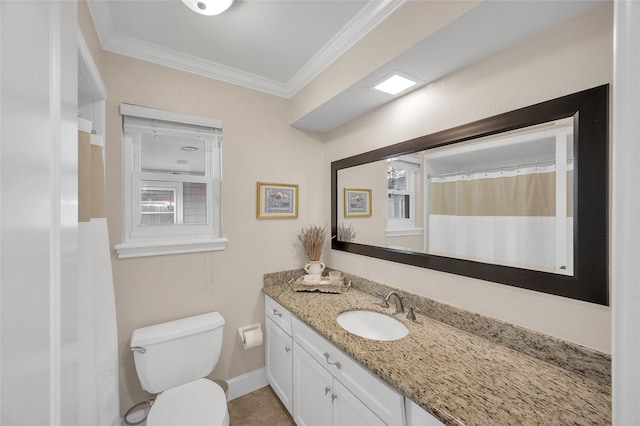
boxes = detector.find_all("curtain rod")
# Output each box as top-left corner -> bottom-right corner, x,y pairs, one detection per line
428,158 -> 574,179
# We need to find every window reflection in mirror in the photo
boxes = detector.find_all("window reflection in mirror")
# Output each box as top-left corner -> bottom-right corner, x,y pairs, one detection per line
338,118 -> 574,276
387,157 -> 422,241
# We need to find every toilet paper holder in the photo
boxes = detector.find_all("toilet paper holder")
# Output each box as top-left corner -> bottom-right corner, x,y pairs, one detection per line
237,323 -> 263,349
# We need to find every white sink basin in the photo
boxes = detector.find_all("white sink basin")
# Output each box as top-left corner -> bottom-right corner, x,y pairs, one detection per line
336,310 -> 408,341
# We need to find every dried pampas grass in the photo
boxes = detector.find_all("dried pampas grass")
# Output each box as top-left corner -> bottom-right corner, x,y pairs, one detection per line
298,225 -> 326,261
338,223 -> 357,242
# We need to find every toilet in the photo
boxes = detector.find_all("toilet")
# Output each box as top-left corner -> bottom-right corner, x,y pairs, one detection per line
130,312 -> 229,426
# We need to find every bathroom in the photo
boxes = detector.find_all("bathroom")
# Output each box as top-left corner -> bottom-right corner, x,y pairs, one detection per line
1,0 -> 638,425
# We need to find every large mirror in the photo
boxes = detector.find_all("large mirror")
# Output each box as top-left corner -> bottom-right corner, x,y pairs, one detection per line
331,85 -> 608,305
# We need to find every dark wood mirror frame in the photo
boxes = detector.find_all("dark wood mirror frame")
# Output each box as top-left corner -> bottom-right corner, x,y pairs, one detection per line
331,85 -> 609,305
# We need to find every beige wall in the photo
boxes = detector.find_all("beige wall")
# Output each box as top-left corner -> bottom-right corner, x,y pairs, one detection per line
338,162 -> 385,246
79,0 -> 613,415
338,161 -> 423,251
106,56 -> 325,411
324,2 -> 613,354
79,7 -> 325,411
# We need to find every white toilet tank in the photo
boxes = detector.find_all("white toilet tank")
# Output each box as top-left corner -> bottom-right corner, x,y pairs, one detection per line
131,312 -> 225,394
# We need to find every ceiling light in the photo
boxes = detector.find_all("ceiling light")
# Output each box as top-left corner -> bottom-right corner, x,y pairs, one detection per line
181,0 -> 236,16
374,74 -> 417,95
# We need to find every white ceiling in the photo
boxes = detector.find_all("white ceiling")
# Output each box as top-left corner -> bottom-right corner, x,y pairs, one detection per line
87,0 -> 602,133
87,0 -> 402,98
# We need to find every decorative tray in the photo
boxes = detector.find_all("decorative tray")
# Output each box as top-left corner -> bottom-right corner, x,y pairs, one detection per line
292,276 -> 351,294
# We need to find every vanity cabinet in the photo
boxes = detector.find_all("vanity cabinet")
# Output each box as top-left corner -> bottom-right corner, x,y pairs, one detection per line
294,342 -> 385,426
265,295 -> 417,426
292,342 -> 333,426
292,316 -> 405,426
265,296 -> 293,414
265,295 -> 442,426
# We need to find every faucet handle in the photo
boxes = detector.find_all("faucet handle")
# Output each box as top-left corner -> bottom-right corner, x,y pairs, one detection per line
406,306 -> 421,321
376,292 -> 390,308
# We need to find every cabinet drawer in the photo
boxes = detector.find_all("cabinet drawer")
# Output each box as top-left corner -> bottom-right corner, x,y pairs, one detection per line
292,317 -> 405,426
265,295 -> 292,336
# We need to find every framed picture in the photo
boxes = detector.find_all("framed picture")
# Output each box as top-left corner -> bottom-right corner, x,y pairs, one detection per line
256,182 -> 299,219
344,188 -> 372,217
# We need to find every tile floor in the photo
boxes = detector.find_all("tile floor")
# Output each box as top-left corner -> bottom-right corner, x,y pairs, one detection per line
228,386 -> 295,426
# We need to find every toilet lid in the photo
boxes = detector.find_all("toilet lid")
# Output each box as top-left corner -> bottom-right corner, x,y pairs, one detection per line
146,379 -> 229,426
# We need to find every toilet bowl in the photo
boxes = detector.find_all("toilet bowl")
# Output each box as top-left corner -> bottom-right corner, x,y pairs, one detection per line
146,379 -> 228,426
130,312 -> 229,426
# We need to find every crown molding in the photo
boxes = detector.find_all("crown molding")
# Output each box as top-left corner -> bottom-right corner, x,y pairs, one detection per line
86,0 -> 402,99
77,28 -> 107,99
287,0 -> 405,96
86,1 -> 289,96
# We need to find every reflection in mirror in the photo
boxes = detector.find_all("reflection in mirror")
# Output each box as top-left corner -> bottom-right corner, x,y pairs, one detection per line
339,118 -> 575,276
332,85 -> 608,305
426,119 -> 574,275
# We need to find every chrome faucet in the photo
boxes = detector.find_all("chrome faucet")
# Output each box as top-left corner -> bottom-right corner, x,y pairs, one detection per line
384,292 -> 404,314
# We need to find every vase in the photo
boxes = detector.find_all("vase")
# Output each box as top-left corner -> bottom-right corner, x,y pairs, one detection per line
304,260 -> 325,275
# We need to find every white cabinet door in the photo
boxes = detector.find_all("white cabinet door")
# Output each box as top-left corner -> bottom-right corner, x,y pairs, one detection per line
265,317 -> 293,414
333,380 -> 386,426
292,317 -> 404,425
293,343 -> 333,426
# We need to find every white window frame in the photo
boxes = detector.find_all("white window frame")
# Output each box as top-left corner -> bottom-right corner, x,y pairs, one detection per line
386,158 -> 423,237
114,104 -> 228,258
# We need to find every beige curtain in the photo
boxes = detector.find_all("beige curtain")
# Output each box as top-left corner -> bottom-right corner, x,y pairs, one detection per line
78,130 -> 120,426
78,130 -> 106,221
427,167 -> 574,273
429,170 -> 573,217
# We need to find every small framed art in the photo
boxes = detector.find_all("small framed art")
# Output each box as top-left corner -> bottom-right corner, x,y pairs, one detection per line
344,188 -> 372,217
256,182 -> 299,219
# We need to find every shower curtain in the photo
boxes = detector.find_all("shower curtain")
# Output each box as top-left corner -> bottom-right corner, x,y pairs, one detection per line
428,165 -> 573,273
77,125 -> 120,425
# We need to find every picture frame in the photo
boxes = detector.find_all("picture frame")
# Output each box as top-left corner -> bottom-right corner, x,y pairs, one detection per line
344,188 -> 372,217
257,182 -> 299,219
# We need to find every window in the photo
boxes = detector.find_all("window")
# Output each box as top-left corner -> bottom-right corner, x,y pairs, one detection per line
114,104 -> 227,258
386,158 -> 423,237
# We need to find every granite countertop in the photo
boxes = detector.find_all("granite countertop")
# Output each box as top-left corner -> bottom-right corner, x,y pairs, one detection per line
263,278 -> 611,426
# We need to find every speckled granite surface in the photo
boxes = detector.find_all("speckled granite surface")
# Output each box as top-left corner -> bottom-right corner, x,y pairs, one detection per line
263,269 -> 611,426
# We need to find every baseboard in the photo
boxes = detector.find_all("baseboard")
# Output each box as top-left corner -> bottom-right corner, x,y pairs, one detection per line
227,367 -> 268,401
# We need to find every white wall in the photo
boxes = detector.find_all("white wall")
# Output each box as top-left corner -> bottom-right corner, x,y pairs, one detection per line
1,1 -> 79,424
325,3 -> 613,353
612,1 -> 640,422
289,1 -> 479,124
